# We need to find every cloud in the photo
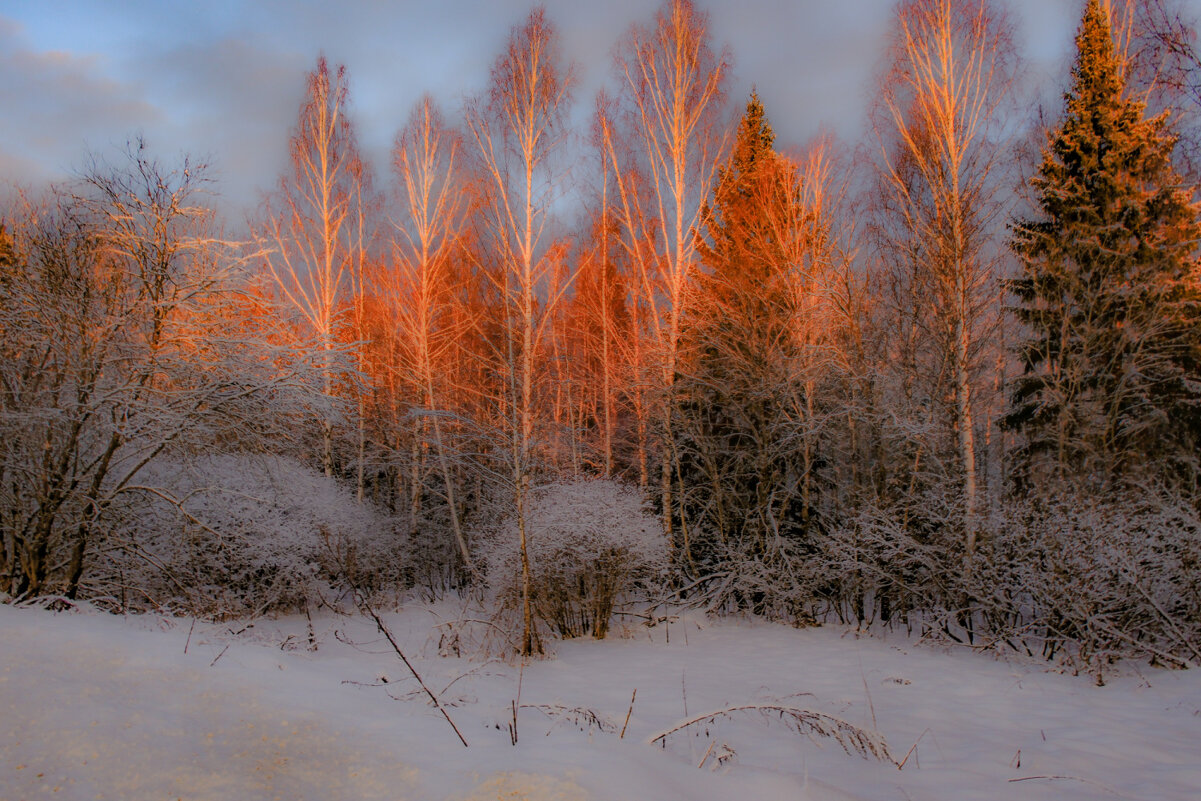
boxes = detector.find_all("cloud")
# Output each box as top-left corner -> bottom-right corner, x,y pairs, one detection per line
1,1 -> 1082,221
0,18 -> 163,186
133,37 -> 311,213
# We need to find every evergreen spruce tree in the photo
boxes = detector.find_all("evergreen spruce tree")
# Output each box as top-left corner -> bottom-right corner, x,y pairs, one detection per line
0,222 -> 18,349
0,223 -> 16,278
692,92 -> 795,391
1006,0 -> 1201,490
674,93 -> 819,589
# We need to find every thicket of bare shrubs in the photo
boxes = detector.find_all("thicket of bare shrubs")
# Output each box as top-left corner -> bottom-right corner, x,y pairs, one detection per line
980,492 -> 1201,677
806,488 -> 1201,680
86,454 -> 404,618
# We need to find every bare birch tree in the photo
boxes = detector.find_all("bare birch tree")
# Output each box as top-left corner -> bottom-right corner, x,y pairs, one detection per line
604,0 -> 730,547
464,7 -> 575,655
870,0 -> 1018,559
387,95 -> 474,574
566,120 -> 634,480
259,56 -> 368,478
1102,0 -> 1201,176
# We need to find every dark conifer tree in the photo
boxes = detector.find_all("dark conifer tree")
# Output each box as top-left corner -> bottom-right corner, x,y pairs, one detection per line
0,224 -> 15,269
1007,0 -> 1201,490
674,93 -> 821,588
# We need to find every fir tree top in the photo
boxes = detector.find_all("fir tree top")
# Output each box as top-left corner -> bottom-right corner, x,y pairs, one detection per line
1069,0 -> 1124,115
698,92 -> 782,283
730,90 -> 775,178
693,90 -> 791,339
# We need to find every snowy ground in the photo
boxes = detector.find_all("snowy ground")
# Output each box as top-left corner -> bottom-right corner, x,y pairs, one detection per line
1,601 -> 1198,801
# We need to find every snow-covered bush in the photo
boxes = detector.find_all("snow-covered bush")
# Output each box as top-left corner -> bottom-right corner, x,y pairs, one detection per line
485,480 -> 668,639
818,487 -> 968,630
820,487 -> 1201,679
90,453 -> 403,617
683,536 -> 822,626
980,491 -> 1201,680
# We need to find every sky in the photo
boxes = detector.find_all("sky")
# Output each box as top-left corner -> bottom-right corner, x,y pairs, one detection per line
0,0 -> 1084,219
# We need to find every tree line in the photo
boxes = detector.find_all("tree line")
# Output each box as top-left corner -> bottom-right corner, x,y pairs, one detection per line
2,0 -> 1200,674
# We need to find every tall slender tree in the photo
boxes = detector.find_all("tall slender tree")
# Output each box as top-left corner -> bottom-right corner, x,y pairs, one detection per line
259,56 -> 369,478
1007,0 -> 1201,490
387,95 -> 474,574
870,0 -> 1018,557
563,169 -> 632,479
605,0 -> 730,547
464,7 -> 575,655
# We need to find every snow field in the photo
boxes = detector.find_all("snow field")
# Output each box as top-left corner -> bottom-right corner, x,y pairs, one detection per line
1,602 -> 1198,800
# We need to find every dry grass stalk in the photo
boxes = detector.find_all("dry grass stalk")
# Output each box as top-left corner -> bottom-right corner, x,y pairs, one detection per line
649,704 -> 896,765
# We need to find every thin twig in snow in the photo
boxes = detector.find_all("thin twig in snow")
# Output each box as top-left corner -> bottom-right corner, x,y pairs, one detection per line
209,643 -> 229,667
697,737 -> 717,768
358,599 -> 469,748
897,727 -> 932,770
620,688 -> 637,739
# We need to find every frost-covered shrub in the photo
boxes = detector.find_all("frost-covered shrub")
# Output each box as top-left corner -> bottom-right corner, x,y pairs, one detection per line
983,491 -> 1201,679
818,487 -> 968,629
683,536 -> 823,626
486,480 -> 668,639
824,487 -> 1201,678
91,453 -> 403,617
